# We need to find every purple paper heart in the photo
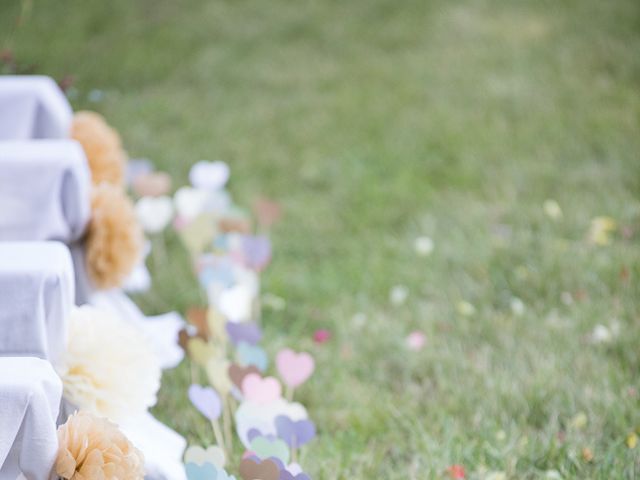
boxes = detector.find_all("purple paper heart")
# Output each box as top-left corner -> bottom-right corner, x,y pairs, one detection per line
242,235 -> 272,271
247,428 -> 264,442
280,472 -> 311,480
188,384 -> 221,420
226,321 -> 263,345
268,456 -> 285,471
275,416 -> 316,448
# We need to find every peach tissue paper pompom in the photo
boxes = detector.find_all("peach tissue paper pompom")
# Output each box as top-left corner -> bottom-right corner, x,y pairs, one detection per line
71,111 -> 127,186
86,182 -> 143,290
57,305 -> 161,422
56,410 -> 144,480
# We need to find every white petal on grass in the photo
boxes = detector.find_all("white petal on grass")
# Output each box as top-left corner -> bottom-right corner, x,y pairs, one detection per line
413,236 -> 434,256
543,199 -> 563,220
351,312 -> 367,329
390,285 -> 409,306
510,297 -> 525,316
560,291 -> 573,305
405,331 -> 426,351
591,324 -> 612,344
457,300 -> 476,316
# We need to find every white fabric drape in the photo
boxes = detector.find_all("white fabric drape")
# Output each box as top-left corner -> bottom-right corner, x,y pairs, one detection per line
0,78 -> 186,479
0,242 -> 74,365
0,357 -> 62,480
0,76 -> 71,140
0,140 -> 90,244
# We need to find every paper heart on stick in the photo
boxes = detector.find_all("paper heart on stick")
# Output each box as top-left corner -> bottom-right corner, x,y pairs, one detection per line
228,363 -> 261,389
126,158 -> 153,185
207,308 -> 227,341
187,337 -> 217,366
235,399 -> 308,448
206,358 -> 233,396
189,161 -> 230,190
226,321 -> 262,345
242,373 -> 282,404
275,349 -> 314,388
237,342 -> 268,372
250,436 -> 290,464
253,197 -> 282,228
238,457 -> 280,480
135,196 -> 174,234
218,284 -> 254,323
188,384 -> 221,420
175,187 -> 211,221
178,214 -> 217,255
186,307 -> 210,339
184,445 -> 226,468
132,171 -> 172,197
185,462 -> 218,480
280,471 -> 311,480
274,416 -> 316,448
241,235 -> 272,272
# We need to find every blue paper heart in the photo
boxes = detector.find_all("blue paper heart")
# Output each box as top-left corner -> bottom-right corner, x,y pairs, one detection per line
198,265 -> 235,289
237,341 -> 268,371
185,462 -> 217,480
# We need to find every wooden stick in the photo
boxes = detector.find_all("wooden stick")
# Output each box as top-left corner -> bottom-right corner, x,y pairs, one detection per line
291,436 -> 298,464
286,385 -> 294,402
190,361 -> 197,384
223,396 -> 233,454
211,419 -> 226,456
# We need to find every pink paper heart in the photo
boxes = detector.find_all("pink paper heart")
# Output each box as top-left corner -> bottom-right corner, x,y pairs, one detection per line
242,373 -> 282,404
275,349 -> 315,388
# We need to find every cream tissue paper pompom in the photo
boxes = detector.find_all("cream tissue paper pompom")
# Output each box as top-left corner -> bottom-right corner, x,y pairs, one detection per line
57,305 -> 161,422
56,411 -> 144,480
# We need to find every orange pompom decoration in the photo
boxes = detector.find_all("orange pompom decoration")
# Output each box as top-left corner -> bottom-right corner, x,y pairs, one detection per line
70,111 -> 127,186
86,183 -> 142,289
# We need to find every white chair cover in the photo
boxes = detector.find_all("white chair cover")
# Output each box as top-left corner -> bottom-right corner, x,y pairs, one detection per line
0,357 -> 62,480
0,76 -> 71,140
0,242 -> 73,364
0,140 -> 90,244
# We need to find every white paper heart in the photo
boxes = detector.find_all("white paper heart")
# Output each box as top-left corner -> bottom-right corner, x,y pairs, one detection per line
135,196 -> 174,234
174,187 -> 210,220
214,284 -> 254,323
235,398 -> 308,448
184,445 -> 226,468
189,161 -> 230,190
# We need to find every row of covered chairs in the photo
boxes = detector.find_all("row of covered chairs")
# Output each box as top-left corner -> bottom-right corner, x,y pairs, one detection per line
0,76 -> 186,480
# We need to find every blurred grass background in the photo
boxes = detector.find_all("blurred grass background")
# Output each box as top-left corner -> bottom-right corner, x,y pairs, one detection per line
2,0 -> 640,478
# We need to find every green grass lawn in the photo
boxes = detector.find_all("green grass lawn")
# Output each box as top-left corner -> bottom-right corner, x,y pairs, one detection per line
3,0 -> 640,478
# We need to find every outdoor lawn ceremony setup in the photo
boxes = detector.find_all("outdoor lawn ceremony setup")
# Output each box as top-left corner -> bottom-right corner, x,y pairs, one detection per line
0,0 -> 639,479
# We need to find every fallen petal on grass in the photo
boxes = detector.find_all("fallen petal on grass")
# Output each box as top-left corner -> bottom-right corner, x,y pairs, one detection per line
543,199 -> 563,220
457,301 -> 476,317
405,331 -> 426,351
390,285 -> 409,306
413,236 -> 434,256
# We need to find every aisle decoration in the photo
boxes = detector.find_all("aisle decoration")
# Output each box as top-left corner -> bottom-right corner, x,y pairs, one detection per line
87,182 -> 143,289
56,411 -> 144,480
70,111 -> 127,186
135,159 -> 318,478
68,109 -> 144,293
56,306 -> 161,422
